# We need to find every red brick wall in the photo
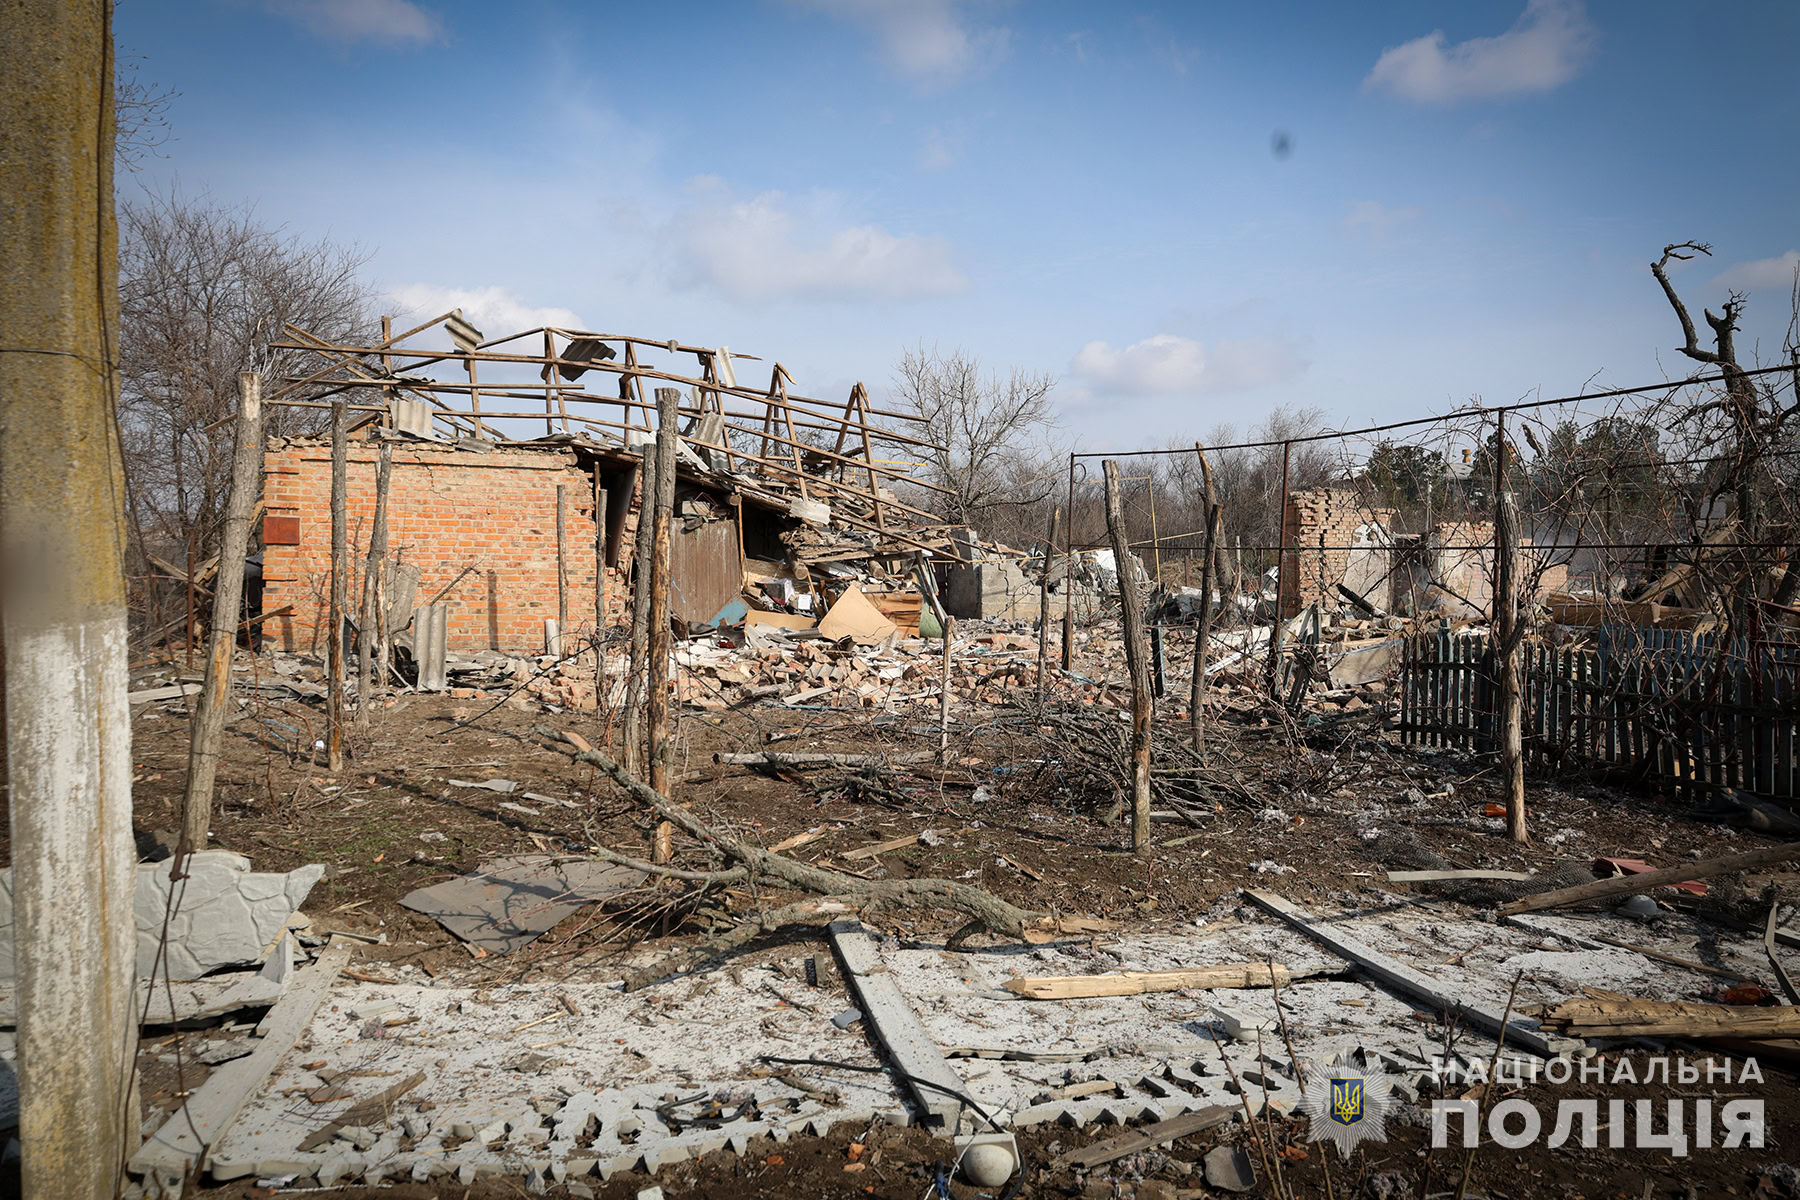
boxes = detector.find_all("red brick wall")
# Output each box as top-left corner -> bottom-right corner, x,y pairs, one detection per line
262,439 -> 634,654
1281,489 -> 1395,618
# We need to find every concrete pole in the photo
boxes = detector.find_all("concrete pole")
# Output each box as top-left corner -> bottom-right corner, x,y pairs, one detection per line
0,3 -> 139,1195
182,372 -> 264,851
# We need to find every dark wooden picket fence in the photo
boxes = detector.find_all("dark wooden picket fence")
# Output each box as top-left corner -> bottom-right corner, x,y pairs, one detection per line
1398,625 -> 1800,800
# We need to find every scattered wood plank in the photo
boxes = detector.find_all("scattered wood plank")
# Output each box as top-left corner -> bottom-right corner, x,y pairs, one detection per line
130,944 -> 353,1183
1498,842 -> 1800,916
840,832 -> 919,861
715,751 -> 934,768
769,828 -> 827,854
1591,936 -> 1754,981
1003,964 -> 1290,1000
1544,990 -> 1800,1038
1242,889 -> 1581,1057
1054,1103 -> 1242,1171
297,1070 -> 427,1151
1387,869 -> 1533,883
828,919 -> 970,1129
129,682 -> 202,704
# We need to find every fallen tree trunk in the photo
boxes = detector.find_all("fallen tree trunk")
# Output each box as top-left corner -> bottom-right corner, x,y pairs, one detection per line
533,725 -> 1103,988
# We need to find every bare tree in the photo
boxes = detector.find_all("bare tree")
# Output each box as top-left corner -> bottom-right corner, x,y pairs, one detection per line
118,191 -> 377,575
1650,241 -> 1799,625
892,346 -> 1058,534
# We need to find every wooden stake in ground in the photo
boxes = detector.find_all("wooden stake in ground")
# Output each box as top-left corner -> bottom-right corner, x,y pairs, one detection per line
940,615 -> 956,763
183,372 -> 266,849
355,439 -> 391,729
647,387 -> 681,864
1103,459 -> 1153,852
0,4 -> 140,1190
327,398 -> 347,771
1189,441 -> 1223,756
555,483 -> 568,656
1037,506 -> 1059,707
619,453 -> 657,772
1061,452 -> 1076,671
1492,411 -> 1527,843
594,473 -> 609,730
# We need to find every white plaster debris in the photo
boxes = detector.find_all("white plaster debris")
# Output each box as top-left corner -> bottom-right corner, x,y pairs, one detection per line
165,900 -> 1761,1191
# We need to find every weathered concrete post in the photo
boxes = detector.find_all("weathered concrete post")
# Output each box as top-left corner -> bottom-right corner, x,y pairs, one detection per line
182,371 -> 265,849
0,3 -> 139,1194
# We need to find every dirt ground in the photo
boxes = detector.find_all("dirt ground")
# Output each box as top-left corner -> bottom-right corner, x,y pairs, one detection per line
7,654 -> 1799,1198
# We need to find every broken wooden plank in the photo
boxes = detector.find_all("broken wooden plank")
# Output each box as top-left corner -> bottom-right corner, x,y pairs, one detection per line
130,943 -> 353,1183
1054,1103 -> 1242,1171
828,919 -> 970,1129
840,832 -> 920,861
1544,991 -> 1800,1038
297,1070 -> 426,1151
1242,889 -> 1580,1057
129,682 -> 202,704
715,751 -> 935,768
1003,964 -> 1290,1000
1387,869 -> 1533,883
1499,842 -> 1800,915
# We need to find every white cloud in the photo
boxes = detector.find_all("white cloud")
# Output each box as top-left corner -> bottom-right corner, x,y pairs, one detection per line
387,285 -> 583,338
1343,200 -> 1423,239
1364,0 -> 1594,104
265,0 -> 446,45
666,190 -> 967,302
785,0 -> 1009,86
1071,334 -> 1301,395
1714,250 -> 1800,292
917,125 -> 964,172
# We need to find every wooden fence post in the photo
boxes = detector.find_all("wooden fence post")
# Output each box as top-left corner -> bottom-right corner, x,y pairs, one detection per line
1190,441 -> 1223,755
556,483 -> 568,656
327,398 -> 347,771
648,387 -> 681,863
183,371 -> 265,847
355,439 -> 391,728
1494,412 -> 1528,843
620,453 -> 656,773
1103,460 -> 1153,853
1061,453 -> 1077,671
1037,505 -> 1059,708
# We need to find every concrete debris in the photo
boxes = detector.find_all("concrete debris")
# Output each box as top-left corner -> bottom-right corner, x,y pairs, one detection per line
398,856 -> 642,956
1203,1144 -> 1257,1192
0,852 -> 320,983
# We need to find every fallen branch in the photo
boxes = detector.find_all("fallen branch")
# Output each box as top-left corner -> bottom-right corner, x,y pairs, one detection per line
534,725 -> 1086,989
1498,841 -> 1800,915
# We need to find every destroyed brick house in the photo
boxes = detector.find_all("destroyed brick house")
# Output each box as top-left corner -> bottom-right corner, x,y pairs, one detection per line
1279,486 -> 1569,620
255,317 -> 981,662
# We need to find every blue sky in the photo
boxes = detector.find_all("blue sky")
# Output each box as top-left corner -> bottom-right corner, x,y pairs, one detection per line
117,0 -> 1800,449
